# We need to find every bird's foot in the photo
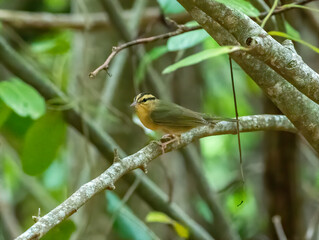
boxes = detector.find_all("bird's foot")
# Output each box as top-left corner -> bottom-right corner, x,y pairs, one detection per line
156,134 -> 180,154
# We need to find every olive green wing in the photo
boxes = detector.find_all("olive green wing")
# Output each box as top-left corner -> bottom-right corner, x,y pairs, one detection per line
150,101 -> 207,127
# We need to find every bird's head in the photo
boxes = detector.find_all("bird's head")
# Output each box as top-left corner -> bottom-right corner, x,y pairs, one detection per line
130,93 -> 158,110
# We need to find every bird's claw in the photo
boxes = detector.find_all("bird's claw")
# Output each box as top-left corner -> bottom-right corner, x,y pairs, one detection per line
155,134 -> 180,154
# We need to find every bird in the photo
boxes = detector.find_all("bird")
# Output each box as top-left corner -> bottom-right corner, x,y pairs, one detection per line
131,93 -> 235,153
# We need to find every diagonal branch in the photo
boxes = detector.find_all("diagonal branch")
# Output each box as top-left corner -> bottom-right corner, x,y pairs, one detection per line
0,0 -> 314,30
177,0 -> 319,154
89,0 -> 316,78
0,36 -> 211,240
191,0 -> 319,105
15,115 -> 296,240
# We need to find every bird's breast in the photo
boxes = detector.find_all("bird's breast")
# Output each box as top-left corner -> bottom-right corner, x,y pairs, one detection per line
136,106 -> 158,131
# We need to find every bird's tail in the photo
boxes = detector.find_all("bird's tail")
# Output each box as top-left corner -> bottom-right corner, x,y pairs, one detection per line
204,115 -> 238,124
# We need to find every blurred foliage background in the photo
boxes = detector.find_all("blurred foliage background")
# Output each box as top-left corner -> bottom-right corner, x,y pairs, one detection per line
0,0 -> 319,239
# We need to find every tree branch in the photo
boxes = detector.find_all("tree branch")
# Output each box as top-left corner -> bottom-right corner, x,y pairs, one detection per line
257,0 -> 317,19
177,0 -> 319,154
0,0 -> 313,30
0,8 -> 191,30
89,0 -> 317,78
0,36 -> 212,240
15,115 -> 296,240
191,0 -> 319,105
89,25 -> 201,78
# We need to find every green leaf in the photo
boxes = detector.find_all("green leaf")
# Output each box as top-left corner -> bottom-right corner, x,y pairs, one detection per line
22,111 -> 66,175
0,99 -> 11,128
42,220 -> 76,240
167,22 -> 210,51
268,31 -> 319,53
0,78 -> 45,119
135,46 -> 168,85
215,0 -> 260,17
146,211 -> 189,239
106,192 -> 159,240
163,46 -> 246,74
156,0 -> 185,14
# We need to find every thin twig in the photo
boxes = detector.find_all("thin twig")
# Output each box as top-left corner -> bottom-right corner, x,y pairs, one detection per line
89,25 -> 200,78
89,0 -> 314,78
258,0 -> 318,19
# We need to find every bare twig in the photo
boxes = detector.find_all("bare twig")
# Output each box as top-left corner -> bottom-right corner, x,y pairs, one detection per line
89,25 -> 200,78
0,0 -> 312,30
89,0 -> 315,78
15,115 -> 296,240
0,35 -> 212,240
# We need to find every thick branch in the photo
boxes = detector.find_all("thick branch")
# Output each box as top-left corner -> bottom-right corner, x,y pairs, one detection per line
177,0 -> 319,154
15,115 -> 296,240
0,36 -> 211,240
0,0 -> 313,30
190,0 -> 319,105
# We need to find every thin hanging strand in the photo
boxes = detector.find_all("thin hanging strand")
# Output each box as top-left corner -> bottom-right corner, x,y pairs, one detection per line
229,55 -> 245,183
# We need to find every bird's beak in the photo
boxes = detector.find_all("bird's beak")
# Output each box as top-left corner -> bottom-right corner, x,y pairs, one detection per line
130,101 -> 137,107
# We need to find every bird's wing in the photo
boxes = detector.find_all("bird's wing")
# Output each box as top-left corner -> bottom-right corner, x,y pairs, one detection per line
150,101 -> 207,127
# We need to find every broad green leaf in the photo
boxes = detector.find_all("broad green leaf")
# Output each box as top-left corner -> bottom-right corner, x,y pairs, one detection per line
135,46 -> 168,85
268,31 -> 319,53
156,0 -> 185,14
0,99 -> 11,128
0,78 -> 45,119
172,222 -> 189,239
106,192 -> 159,240
146,211 -> 189,239
42,220 -> 76,240
167,22 -> 209,51
22,111 -> 66,175
163,46 -> 246,74
215,0 -> 260,17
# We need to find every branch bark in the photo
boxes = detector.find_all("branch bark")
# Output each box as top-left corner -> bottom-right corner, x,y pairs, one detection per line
0,36 -> 211,240
186,0 -> 319,105
15,115 -> 296,240
176,0 -> 319,154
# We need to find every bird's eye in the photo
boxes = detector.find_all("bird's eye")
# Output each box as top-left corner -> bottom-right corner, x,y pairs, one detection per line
142,98 -> 147,102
